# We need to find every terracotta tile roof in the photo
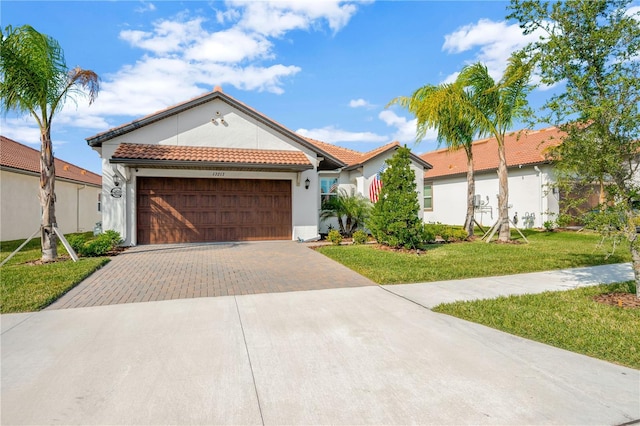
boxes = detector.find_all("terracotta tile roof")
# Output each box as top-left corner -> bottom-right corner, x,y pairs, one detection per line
303,137 -> 431,170
0,135 -> 102,186
421,126 -> 564,179
112,143 -> 313,167
300,136 -> 365,165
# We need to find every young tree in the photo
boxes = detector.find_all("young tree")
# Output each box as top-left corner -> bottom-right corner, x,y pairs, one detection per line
508,0 -> 640,297
1,25 -> 99,262
389,83 -> 477,237
367,147 -> 424,249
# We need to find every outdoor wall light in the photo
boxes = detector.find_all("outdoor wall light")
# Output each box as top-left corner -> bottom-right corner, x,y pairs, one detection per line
305,178 -> 310,190
113,173 -> 122,187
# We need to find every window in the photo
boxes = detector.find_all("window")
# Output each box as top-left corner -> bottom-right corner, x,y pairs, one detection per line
97,193 -> 101,212
320,177 -> 338,204
424,182 -> 433,211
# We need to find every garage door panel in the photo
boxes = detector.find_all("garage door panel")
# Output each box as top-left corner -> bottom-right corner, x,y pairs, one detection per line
137,177 -> 291,244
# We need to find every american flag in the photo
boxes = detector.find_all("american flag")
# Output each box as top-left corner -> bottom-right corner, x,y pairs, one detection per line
369,164 -> 385,203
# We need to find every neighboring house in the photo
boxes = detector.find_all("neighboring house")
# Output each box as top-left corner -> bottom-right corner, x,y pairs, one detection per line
420,127 -> 564,229
0,136 -> 102,241
86,87 -> 431,246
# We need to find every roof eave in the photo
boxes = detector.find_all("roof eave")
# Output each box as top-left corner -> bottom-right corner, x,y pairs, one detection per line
109,158 -> 314,171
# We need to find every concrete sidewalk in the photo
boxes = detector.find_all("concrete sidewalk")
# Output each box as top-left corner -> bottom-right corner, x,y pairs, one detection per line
386,262 -> 635,308
2,264 -> 639,425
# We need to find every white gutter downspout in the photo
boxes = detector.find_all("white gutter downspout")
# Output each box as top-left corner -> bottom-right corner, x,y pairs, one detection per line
77,184 -> 86,232
534,166 -> 543,227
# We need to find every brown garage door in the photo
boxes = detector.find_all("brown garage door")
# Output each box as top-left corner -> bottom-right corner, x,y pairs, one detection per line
137,177 -> 292,244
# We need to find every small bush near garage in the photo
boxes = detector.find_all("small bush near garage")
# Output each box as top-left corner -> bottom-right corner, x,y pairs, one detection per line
66,230 -> 123,257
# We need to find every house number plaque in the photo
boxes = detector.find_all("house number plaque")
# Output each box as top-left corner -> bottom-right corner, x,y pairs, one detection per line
212,172 -> 225,177
110,187 -> 123,198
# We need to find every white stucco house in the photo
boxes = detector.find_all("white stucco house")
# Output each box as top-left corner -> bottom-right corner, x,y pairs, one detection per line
420,127 -> 564,229
86,88 -> 431,246
0,136 -> 102,241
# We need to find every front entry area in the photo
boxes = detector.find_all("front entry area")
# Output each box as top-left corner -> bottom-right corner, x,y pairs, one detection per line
137,177 -> 292,244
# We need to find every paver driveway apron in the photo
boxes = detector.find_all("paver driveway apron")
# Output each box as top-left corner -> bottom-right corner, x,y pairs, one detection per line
47,241 -> 375,309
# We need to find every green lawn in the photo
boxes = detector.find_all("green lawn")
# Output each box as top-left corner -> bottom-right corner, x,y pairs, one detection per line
317,229 -> 639,368
316,229 -> 630,284
433,281 -> 640,370
1,234 -> 110,313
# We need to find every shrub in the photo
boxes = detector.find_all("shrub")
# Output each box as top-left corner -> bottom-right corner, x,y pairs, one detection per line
543,220 -> 556,232
327,229 -> 343,245
423,223 -> 468,242
66,234 -> 87,253
352,230 -> 368,245
75,230 -> 122,257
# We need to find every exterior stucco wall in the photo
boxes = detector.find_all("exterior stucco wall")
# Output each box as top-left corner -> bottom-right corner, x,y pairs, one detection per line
101,98 -> 305,152
423,164 -> 558,228
0,170 -> 101,241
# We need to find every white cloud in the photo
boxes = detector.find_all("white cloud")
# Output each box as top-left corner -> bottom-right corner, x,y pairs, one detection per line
441,18 -> 542,82
135,1 -> 156,13
349,98 -> 371,108
296,125 -> 387,144
232,0 -> 362,37
625,5 -> 640,20
9,2 -> 365,137
0,117 -> 41,146
378,110 -> 437,143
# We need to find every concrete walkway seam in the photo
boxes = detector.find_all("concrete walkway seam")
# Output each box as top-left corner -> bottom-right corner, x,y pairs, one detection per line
234,295 -> 266,426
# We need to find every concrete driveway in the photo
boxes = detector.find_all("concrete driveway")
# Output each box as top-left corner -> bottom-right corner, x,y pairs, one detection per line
3,279 -> 639,425
47,242 -> 375,309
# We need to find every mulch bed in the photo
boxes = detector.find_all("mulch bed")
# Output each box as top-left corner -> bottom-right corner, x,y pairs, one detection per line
593,293 -> 640,309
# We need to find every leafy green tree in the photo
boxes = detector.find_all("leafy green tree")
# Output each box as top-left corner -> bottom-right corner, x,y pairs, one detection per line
389,82 -> 477,237
320,188 -> 372,237
367,147 -> 424,249
1,25 -> 99,262
508,0 -> 640,297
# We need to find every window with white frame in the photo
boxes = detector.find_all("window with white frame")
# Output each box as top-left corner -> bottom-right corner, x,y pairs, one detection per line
424,181 -> 433,211
320,177 -> 338,204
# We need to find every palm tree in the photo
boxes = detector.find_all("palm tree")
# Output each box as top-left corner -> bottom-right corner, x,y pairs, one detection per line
458,54 -> 532,241
1,25 -> 99,261
320,188 -> 372,237
389,83 -> 477,237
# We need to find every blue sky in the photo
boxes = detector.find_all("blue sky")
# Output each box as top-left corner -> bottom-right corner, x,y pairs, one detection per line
3,0 -> 628,175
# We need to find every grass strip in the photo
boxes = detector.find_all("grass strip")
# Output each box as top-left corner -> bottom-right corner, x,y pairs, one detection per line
1,234 -> 110,313
433,281 -> 640,369
316,230 -> 630,284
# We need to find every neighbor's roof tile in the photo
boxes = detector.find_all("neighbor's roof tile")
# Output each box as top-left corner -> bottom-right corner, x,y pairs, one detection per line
0,135 -> 101,186
112,143 -> 313,166
421,127 -> 564,179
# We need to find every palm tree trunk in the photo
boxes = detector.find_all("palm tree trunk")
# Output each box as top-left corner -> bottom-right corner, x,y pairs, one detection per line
464,152 -> 475,237
497,139 -> 510,242
40,129 -> 58,262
